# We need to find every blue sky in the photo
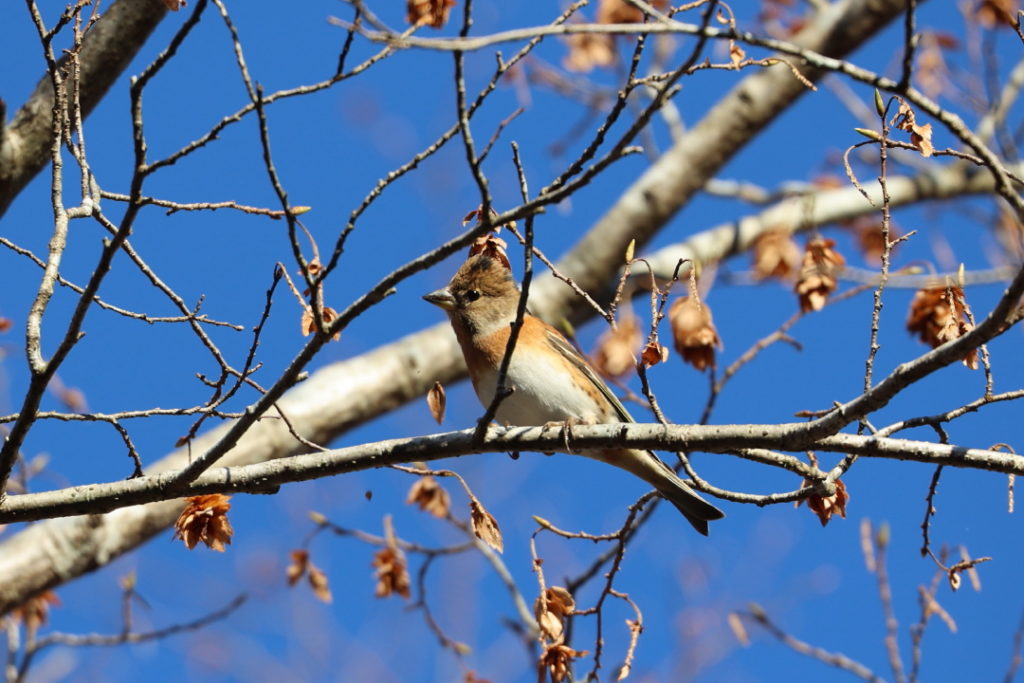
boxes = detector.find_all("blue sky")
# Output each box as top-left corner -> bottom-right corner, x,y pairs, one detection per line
1,1 -> 1023,681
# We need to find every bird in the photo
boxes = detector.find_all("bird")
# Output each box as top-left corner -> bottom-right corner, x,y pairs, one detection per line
424,253 -> 724,535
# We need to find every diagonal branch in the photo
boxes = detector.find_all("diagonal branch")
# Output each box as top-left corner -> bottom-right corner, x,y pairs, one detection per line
0,0 -> 167,216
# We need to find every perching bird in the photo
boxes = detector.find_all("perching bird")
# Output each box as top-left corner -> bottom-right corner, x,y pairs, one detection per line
424,253 -> 724,534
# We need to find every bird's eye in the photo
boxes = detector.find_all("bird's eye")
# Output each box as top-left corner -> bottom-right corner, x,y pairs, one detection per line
464,289 -> 481,302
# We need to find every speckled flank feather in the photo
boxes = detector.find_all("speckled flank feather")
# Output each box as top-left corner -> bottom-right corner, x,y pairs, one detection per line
426,254 -> 724,534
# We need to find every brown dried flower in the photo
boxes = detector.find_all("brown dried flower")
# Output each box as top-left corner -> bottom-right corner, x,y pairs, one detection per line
467,232 -> 511,270
535,586 -> 576,641
751,230 -> 801,280
287,549 -> 332,603
972,0 -> 1019,28
798,479 -> 850,526
851,218 -> 900,265
407,0 -> 456,28
592,313 -> 641,379
287,549 -> 310,586
301,305 -> 341,341
541,643 -> 589,683
639,340 -> 669,368
669,296 -> 723,371
406,473 -> 451,518
373,516 -> 411,599
11,591 -> 61,635
597,0 -> 645,23
906,285 -> 979,369
173,494 -> 234,551
893,100 -> 934,157
563,32 -> 616,72
794,237 -> 845,312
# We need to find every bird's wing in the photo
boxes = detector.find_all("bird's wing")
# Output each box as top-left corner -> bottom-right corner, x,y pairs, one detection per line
542,325 -> 635,424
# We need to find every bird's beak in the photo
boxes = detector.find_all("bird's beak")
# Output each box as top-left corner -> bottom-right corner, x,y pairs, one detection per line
423,288 -> 456,311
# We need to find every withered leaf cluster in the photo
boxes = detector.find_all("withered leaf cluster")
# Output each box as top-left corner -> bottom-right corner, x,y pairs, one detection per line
848,217 -> 900,265
972,0 -> 1019,28
794,237 -> 845,313
373,515 -> 411,599
751,229 -> 801,281
534,584 -> 587,681
592,313 -> 642,379
406,471 -> 452,518
541,643 -> 589,683
906,285 -> 979,369
535,585 -> 576,641
173,494 -> 234,551
465,214 -> 512,271
564,0 -> 666,72
406,0 -> 456,28
798,479 -> 850,527
11,591 -> 61,635
300,304 -> 340,341
287,549 -> 333,603
669,296 -> 723,372
893,100 -> 934,157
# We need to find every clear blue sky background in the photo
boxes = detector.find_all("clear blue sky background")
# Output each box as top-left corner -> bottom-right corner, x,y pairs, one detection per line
1,1 -> 1022,681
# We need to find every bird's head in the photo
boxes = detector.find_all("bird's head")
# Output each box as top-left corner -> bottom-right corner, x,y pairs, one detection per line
423,254 -> 519,335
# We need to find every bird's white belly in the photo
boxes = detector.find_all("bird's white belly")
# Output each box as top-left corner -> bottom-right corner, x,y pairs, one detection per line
473,347 -> 604,426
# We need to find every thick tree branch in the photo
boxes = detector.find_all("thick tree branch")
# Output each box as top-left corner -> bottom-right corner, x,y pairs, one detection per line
1,424 -> 1021,528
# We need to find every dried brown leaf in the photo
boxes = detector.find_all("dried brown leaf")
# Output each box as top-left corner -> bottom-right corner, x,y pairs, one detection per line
794,237 -> 845,312
729,42 -> 746,67
467,232 -> 511,270
728,612 -> 750,646
540,643 -> 589,683
798,479 -> 849,526
301,306 -> 341,341
563,32 -> 616,72
893,100 -> 934,157
850,217 -> 900,265
751,229 -> 801,280
406,474 -> 451,518
470,498 -> 503,553
535,586 -> 576,641
308,565 -> 333,603
372,515 -> 411,599
287,549 -> 309,586
639,341 -> 669,368
906,285 -> 978,369
11,591 -> 60,635
173,494 -> 234,551
407,0 -> 456,28
669,296 -> 723,371
971,0 -> 1019,28
427,381 -> 447,424
592,314 -> 641,379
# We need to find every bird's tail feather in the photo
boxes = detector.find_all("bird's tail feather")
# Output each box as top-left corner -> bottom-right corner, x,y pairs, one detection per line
592,448 -> 724,535
650,456 -> 724,536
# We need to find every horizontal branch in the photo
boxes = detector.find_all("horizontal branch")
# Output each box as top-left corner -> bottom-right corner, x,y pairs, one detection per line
644,160 -> 1024,283
2,423 -> 1021,524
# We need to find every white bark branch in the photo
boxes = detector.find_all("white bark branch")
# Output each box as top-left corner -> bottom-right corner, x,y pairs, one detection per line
1,423 -> 1020,529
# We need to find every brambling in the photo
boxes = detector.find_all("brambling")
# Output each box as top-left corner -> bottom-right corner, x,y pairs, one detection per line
424,254 -> 724,535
